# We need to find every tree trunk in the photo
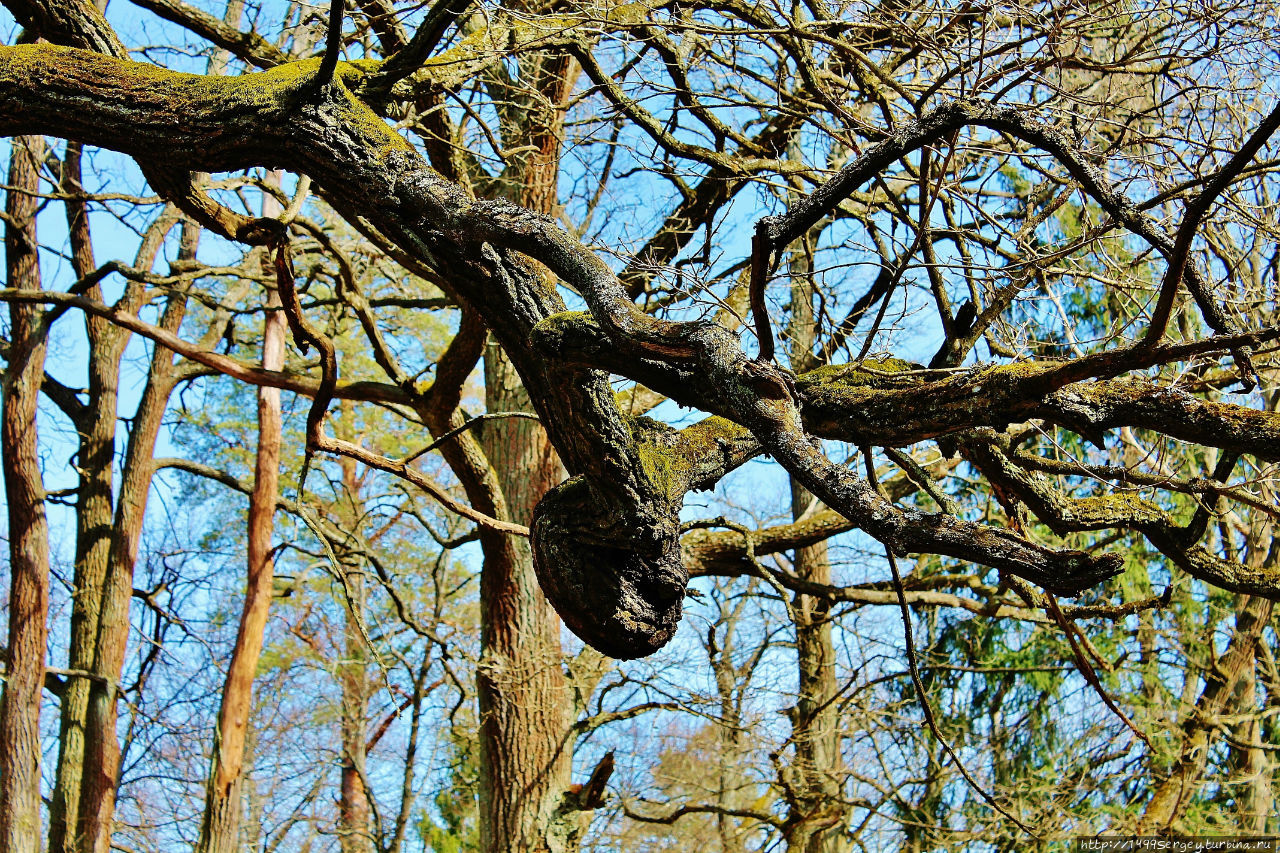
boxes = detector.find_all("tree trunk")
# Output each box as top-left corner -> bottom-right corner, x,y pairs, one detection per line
1230,485 -> 1276,833
49,138 -> 129,853
477,347 -> 575,853
707,619 -> 748,853
67,1 -> 235,842
783,480 -> 843,853
473,47 -> 591,853
782,232 -> 844,853
198,283 -> 285,853
338,567 -> 372,853
337,437 -> 373,853
1139,476 -> 1277,833
241,723 -> 263,852
0,133 -> 51,853
1230,656 -> 1271,833
75,236 -> 189,853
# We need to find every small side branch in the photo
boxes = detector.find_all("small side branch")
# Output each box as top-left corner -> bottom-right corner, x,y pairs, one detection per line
750,222 -> 777,361
1142,99 -> 1280,350
313,0 -> 346,94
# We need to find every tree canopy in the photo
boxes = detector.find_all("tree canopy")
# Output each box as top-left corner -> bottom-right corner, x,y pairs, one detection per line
0,0 -> 1278,850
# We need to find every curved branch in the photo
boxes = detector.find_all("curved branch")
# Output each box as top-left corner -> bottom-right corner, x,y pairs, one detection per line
962,437 -> 1280,598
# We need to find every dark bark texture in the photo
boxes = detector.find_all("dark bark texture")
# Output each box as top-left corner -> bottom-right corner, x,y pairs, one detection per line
0,132 -> 50,853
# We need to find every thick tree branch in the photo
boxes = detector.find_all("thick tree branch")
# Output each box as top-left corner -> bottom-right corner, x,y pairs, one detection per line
536,313 -> 1280,458
4,1 -> 271,243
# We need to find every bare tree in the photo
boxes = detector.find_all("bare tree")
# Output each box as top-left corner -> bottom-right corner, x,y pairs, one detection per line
3,0 -> 1280,849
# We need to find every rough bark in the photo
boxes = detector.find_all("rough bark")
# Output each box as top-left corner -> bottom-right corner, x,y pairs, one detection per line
59,3 -> 237,845
780,240 -> 844,852
5,5 -> 1280,851
0,132 -> 51,853
476,48 -> 579,848
704,616 -> 750,853
43,11 -> 115,846
76,238 -> 189,853
782,480 -> 844,853
1235,484 -> 1276,833
478,349 -> 575,853
49,139 -> 128,853
781,232 -> 843,851
338,565 -> 372,853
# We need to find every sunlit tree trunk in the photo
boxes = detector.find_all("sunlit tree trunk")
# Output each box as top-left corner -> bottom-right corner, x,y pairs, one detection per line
477,349 -> 574,853
63,2 -> 238,845
42,33 -> 120,853
338,568 -> 372,853
0,133 -> 51,853
198,280 -> 285,853
76,231 -> 188,853
242,724 -> 264,852
473,48 -> 588,853
415,306 -> 583,853
336,430 -> 373,853
784,480 -> 843,853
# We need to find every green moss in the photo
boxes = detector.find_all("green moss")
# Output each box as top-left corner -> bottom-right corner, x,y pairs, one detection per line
6,45 -> 410,159
797,357 -> 916,390
532,311 -> 601,360
635,441 -> 680,499
533,310 -> 593,335
632,416 -> 750,500
674,415 -> 746,459
793,360 -> 917,415
1072,492 -> 1165,525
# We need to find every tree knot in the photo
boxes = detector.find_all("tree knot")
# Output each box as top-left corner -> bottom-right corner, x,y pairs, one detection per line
531,477 -> 685,659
